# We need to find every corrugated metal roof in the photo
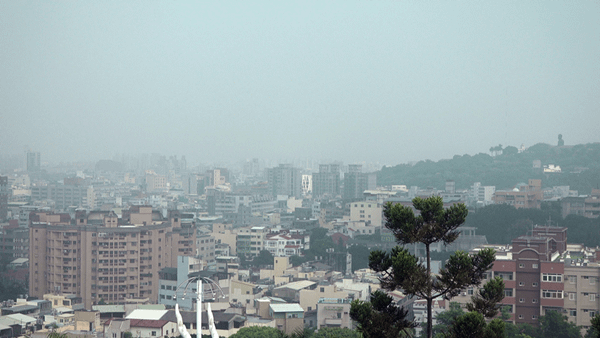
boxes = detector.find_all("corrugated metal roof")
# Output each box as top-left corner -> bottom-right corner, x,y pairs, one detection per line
269,303 -> 304,313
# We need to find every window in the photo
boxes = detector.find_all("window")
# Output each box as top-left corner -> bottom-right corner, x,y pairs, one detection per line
542,290 -> 563,299
570,293 -> 576,301
591,294 -> 596,302
151,332 -> 156,337
532,264 -> 538,268
591,311 -> 597,318
467,287 -> 474,295
542,273 -> 563,283
519,282 -> 524,286
495,272 -> 513,281
532,299 -> 538,303
519,298 -> 525,303
569,309 -> 577,316
518,315 -> 524,319
591,277 -> 596,285
320,287 -> 324,292
519,263 -> 524,268
504,289 -> 513,297
532,282 -> 538,287
532,315 -> 538,319
569,275 -> 577,284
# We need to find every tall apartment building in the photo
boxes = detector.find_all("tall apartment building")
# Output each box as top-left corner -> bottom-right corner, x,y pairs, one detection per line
457,225 -> 567,326
0,176 -> 8,221
492,179 -> 542,209
267,164 -> 302,199
27,151 -> 41,172
312,164 -> 341,198
29,207 -> 196,309
564,257 -> 600,332
0,221 -> 29,259
343,165 -> 376,201
31,184 -> 88,210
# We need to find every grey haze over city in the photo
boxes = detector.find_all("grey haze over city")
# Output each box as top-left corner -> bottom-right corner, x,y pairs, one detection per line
1,1 -> 599,166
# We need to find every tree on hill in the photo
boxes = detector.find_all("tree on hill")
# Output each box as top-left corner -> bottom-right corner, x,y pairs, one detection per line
365,196 -> 495,338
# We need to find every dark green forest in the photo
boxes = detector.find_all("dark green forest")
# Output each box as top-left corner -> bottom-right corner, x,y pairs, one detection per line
378,142 -> 600,193
463,202 -> 600,246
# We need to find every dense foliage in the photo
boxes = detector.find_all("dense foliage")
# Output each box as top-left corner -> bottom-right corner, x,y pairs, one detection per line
463,203 -> 600,246
350,290 -> 415,338
378,142 -> 600,193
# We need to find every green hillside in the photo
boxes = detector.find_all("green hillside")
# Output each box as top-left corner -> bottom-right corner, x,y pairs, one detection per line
377,142 -> 600,194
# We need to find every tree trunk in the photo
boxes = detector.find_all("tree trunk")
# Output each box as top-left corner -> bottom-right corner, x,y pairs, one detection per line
426,243 -> 433,338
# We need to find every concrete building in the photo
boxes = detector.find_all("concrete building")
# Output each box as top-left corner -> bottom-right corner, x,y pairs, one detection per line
349,201 -> 382,227
561,189 -> 600,219
492,179 -> 542,209
455,225 -> 567,326
269,303 -> 304,335
31,184 -> 88,210
145,173 -> 167,193
312,164 -> 341,198
316,298 -> 352,329
0,176 -> 8,221
0,222 -> 29,259
264,231 -> 309,257
343,165 -> 376,201
196,233 -> 216,266
29,207 -> 197,309
158,256 -> 201,310
26,151 -> 41,172
267,164 -> 302,199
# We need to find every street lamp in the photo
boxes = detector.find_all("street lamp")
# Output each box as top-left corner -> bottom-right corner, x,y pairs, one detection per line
174,271 -> 226,338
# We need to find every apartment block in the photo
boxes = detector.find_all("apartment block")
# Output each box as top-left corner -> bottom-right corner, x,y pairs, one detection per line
31,184 -> 88,210
492,179 -> 542,209
267,164 -> 302,199
0,176 -> 8,221
343,165 -> 376,201
561,189 -> 600,219
349,201 -> 382,227
312,164 -> 341,198
29,206 -> 197,309
0,221 -> 29,259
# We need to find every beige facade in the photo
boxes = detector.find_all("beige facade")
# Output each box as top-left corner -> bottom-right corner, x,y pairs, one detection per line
299,284 -> 348,312
316,298 -> 352,329
349,201 -> 382,227
564,263 -> 600,331
29,207 -> 196,309
212,223 -> 237,256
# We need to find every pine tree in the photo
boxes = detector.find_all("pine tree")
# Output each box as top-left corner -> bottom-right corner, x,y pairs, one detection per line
367,196 -> 495,338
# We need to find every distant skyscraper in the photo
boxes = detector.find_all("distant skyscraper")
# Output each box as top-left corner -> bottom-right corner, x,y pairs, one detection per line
0,176 -> 8,221
26,151 -> 41,172
312,164 -> 341,198
267,164 -> 302,198
343,164 -> 376,201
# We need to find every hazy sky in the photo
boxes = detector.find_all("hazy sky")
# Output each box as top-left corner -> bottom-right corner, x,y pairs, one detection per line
1,2 -> 599,166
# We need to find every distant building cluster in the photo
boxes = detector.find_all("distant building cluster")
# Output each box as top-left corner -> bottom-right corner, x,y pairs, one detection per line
0,151 -> 599,337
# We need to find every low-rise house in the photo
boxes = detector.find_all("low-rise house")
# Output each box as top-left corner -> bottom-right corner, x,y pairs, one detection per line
269,303 -> 304,335
316,298 -> 353,329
